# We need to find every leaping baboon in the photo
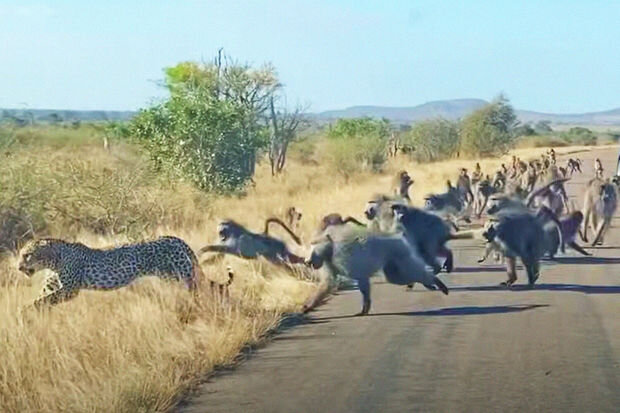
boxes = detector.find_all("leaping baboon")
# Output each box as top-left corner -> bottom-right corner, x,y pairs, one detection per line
543,211 -> 590,257
581,177 -> 618,246
304,232 -> 449,316
200,219 -> 305,265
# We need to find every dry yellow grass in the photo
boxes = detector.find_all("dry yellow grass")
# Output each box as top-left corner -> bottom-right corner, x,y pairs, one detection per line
0,142 -> 595,412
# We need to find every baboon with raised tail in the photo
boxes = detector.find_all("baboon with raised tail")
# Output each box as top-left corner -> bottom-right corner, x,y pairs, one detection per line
200,219 -> 304,265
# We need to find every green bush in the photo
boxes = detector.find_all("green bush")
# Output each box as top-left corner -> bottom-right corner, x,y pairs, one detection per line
460,96 -> 518,157
130,57 -> 278,193
560,127 -> 597,146
402,118 -> 459,162
323,135 -> 387,180
323,118 -> 389,178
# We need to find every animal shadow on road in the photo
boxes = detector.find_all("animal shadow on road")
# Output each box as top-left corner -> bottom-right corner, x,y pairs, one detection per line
313,304 -> 548,321
552,256 -> 620,265
452,283 -> 620,294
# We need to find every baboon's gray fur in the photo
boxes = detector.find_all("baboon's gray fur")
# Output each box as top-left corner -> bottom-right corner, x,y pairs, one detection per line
305,231 -> 449,315
199,219 -> 304,265
581,177 -> 618,246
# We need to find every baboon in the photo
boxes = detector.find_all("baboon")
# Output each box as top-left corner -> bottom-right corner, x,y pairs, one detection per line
558,166 -> 567,178
478,222 -> 504,264
581,177 -> 618,246
547,148 -> 556,165
284,206 -> 302,230
543,211 -> 590,257
304,232 -> 449,315
482,212 -> 546,287
365,194 -> 408,232
313,213 -> 366,242
391,204 -> 474,275
200,219 -> 305,265
566,158 -> 582,175
471,163 -> 483,185
472,176 -> 498,218
526,178 -> 570,216
456,168 -> 475,204
208,265 -> 235,299
594,158 -> 604,179
394,170 -> 414,200
493,169 -> 506,190
424,180 -> 470,226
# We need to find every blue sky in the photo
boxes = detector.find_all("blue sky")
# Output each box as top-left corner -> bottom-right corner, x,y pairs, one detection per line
1,0 -> 619,113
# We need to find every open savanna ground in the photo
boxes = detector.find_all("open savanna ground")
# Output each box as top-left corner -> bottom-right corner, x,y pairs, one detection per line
0,125 -> 604,412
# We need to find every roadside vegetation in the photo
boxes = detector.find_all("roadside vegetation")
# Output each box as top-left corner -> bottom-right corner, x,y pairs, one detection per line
0,51 -> 611,412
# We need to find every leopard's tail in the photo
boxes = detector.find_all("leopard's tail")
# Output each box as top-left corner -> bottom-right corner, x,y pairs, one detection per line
187,248 -> 204,291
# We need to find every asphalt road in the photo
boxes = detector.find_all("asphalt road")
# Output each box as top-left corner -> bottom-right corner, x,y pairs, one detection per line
179,147 -> 620,413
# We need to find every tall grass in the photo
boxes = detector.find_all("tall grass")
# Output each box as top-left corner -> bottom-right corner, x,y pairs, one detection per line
0,126 -> 597,412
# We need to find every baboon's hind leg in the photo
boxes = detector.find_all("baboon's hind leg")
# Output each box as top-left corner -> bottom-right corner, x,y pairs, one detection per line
501,256 -> 517,286
523,256 -> 540,286
356,277 -> 371,316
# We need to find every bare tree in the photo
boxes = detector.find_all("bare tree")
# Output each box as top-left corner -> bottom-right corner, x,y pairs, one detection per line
268,97 -> 307,175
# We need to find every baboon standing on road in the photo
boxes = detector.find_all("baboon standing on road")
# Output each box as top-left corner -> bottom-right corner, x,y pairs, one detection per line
581,177 -> 618,246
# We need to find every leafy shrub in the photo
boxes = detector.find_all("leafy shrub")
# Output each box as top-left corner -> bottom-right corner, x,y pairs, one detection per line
460,96 -> 518,157
560,127 -> 597,146
130,57 -> 278,193
322,136 -> 387,181
322,118 -> 390,178
402,118 -> 459,162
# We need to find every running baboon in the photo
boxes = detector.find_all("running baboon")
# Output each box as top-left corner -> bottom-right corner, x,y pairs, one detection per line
481,212 -> 546,287
304,232 -> 449,315
473,176 -> 499,218
581,177 -> 618,246
394,170 -> 414,200
526,178 -> 570,216
424,180 -> 470,225
391,204 -> 475,275
457,168 -> 475,204
365,194 -> 408,232
471,163 -> 483,185
200,219 -> 305,265
543,211 -> 590,257
208,265 -> 235,299
594,158 -> 604,179
566,158 -> 582,175
493,169 -> 506,190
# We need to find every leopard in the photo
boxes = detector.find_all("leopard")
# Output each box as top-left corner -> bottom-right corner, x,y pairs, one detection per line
17,236 -> 204,308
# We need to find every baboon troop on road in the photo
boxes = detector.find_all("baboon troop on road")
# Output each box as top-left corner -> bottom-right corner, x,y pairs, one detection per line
17,148 -> 619,313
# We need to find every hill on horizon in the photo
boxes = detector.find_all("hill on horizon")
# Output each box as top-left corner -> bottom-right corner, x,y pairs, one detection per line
314,99 -> 620,126
3,99 -> 620,126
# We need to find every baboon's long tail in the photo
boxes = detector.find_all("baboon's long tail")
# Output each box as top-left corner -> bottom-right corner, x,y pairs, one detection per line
433,277 -> 449,295
449,230 -> 475,240
264,217 -> 302,245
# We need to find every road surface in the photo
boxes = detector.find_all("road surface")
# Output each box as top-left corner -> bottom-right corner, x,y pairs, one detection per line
179,147 -> 620,413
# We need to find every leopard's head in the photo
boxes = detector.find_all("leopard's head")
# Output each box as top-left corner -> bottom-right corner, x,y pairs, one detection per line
17,239 -> 62,276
